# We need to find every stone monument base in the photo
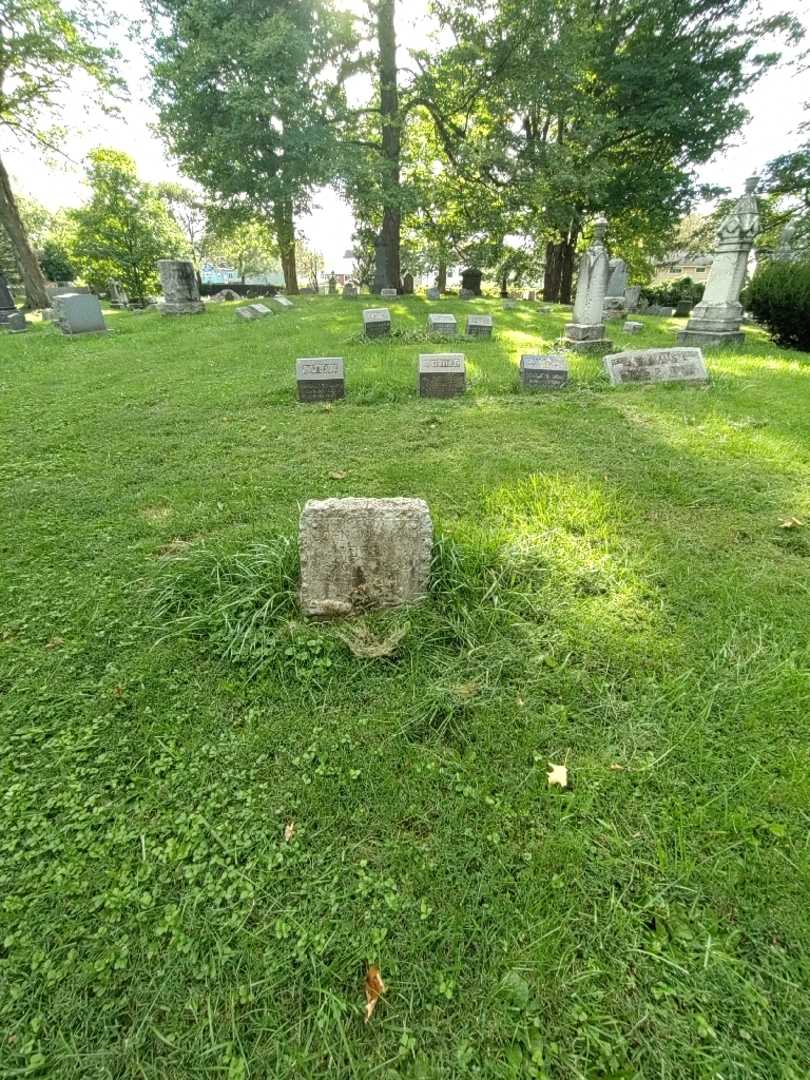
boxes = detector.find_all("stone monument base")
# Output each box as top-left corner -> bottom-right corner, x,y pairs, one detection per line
677,328 -> 744,348
563,322 -> 613,354
159,300 -> 205,316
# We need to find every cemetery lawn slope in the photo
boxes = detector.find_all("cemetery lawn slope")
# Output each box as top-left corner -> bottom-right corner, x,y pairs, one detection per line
2,297 -> 810,1078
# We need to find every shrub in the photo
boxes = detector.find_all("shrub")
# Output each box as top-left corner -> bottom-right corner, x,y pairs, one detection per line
746,259 -> 810,353
40,240 -> 75,283
641,276 -> 705,307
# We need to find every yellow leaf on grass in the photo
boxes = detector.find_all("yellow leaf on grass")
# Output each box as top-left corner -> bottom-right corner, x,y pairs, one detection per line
547,762 -> 568,789
609,763 -> 625,772
330,471 -> 347,480
364,965 -> 386,1023
779,517 -> 804,529
284,821 -> 295,843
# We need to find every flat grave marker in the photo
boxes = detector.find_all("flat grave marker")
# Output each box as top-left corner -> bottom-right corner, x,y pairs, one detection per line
380,288 -> 398,299
603,347 -> 709,386
363,307 -> 392,338
53,293 -> 107,335
418,353 -> 466,398
466,314 -> 493,338
520,354 -> 569,390
427,313 -> 458,338
296,357 -> 346,403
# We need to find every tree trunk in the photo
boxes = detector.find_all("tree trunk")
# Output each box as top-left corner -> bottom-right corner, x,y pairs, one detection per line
0,150 -> 50,309
499,268 -> 509,297
437,258 -> 447,293
377,0 -> 401,291
273,199 -> 298,294
543,241 -> 562,302
543,232 -> 578,304
559,240 -> 575,304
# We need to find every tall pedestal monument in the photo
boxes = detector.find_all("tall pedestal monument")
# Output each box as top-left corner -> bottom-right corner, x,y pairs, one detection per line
563,217 -> 613,354
678,177 -> 760,348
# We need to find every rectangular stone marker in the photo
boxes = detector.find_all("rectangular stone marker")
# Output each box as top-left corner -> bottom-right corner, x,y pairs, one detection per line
272,295 -> 294,308
603,347 -> 709,386
236,306 -> 260,320
299,497 -> 433,617
296,357 -> 345,403
250,303 -> 273,317
520,354 -> 569,390
426,287 -> 440,300
623,321 -> 644,334
503,299 -> 517,310
342,285 -> 358,299
362,307 -> 391,338
7,311 -> 28,333
418,353 -> 466,398
380,288 -> 398,299
53,293 -> 107,335
466,314 -> 493,338
427,313 -> 457,338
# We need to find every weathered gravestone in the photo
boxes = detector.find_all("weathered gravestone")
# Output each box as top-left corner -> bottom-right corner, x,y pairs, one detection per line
427,313 -> 457,338
157,259 -> 204,315
678,177 -> 760,348
363,307 -> 392,338
47,284 -> 89,300
418,353 -> 466,398
250,303 -> 273,317
342,284 -> 358,299
526,290 -> 537,302
296,357 -> 345,403
0,273 -> 17,325
380,288 -> 398,299
403,273 -> 414,294
460,267 -> 483,296
328,273 -> 337,296
603,347 -> 709,386
646,304 -> 675,316
564,217 -> 613,354
520,354 -> 569,390
299,497 -> 433,617
623,321 -> 644,334
426,287 -> 440,300
503,299 -> 517,310
603,258 -> 628,316
106,278 -> 129,309
674,300 -> 692,317
212,288 -> 241,302
53,293 -> 107,335
538,305 -> 553,314
236,306 -> 260,320
466,314 -> 493,338
7,311 -> 28,333
624,285 -> 641,313
273,295 -> 295,308
459,288 -> 475,300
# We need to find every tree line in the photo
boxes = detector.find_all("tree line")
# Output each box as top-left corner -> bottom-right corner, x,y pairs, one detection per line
2,0 -> 807,309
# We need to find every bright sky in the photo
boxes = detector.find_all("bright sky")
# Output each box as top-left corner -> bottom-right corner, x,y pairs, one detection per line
9,0 -> 809,273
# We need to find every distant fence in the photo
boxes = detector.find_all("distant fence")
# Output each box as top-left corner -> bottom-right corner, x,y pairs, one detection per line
199,282 -> 280,299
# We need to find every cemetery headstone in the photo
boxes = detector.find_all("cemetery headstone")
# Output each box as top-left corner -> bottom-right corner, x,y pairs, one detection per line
363,307 -> 392,338
674,300 -> 692,317
459,288 -> 475,299
623,321 -> 644,334
520,354 -> 569,390
47,284 -> 90,299
603,258 -> 628,316
7,311 -> 28,333
678,176 -> 760,348
0,273 -> 17,325
418,353 -> 466,398
427,313 -> 458,338
563,217 -> 613,354
460,267 -> 483,296
774,220 -> 797,262
426,287 -> 440,300
299,497 -> 433,617
526,290 -> 537,302
624,285 -> 641,312
236,306 -> 260,320
603,347 -> 709,386
328,273 -> 337,295
503,299 -> 517,310
106,278 -> 129,309
380,288 -> 398,299
538,305 -> 553,314
342,283 -> 358,299
157,259 -> 205,315
250,303 -> 273,317
53,293 -> 107,335
403,273 -> 414,294
296,357 -> 345,403
212,288 -> 241,302
646,304 -> 675,316
466,314 -> 493,338
273,294 -> 294,308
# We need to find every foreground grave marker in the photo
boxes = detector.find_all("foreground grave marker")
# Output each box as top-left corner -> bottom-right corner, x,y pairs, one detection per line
419,353 -> 466,398
296,357 -> 345,402
520,354 -> 569,390
299,497 -> 433,617
427,313 -> 457,338
53,293 -> 107,335
603,347 -> 709,386
466,314 -> 493,338
157,259 -> 204,315
363,307 -> 392,338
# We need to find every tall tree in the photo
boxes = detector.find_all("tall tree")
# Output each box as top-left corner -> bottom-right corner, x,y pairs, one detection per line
0,1 -> 121,308
420,0 -> 801,301
203,215 -> 280,283
147,0 -> 356,295
156,183 -> 210,265
70,149 -> 185,302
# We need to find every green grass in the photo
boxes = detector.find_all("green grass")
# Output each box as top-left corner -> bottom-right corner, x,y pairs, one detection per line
2,295 -> 810,1078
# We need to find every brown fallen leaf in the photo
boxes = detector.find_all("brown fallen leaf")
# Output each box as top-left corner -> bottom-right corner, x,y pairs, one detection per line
330,470 -> 347,480
284,821 -> 296,843
364,965 -> 386,1023
45,637 -> 65,650
609,763 -> 625,772
779,517 -> 804,529
547,762 -> 568,789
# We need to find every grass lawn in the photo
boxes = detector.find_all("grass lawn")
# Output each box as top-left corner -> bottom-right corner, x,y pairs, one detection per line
2,295 -> 810,1078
